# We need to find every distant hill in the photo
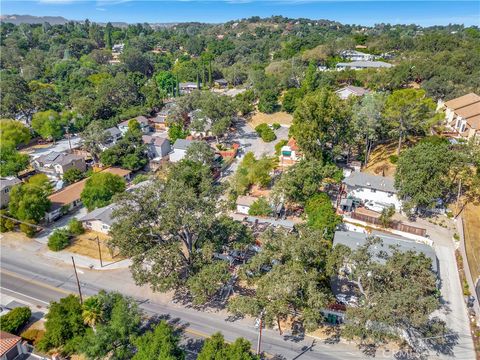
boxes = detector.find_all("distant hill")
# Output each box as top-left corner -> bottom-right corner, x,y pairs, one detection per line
0,14 -> 70,25
0,14 -> 179,28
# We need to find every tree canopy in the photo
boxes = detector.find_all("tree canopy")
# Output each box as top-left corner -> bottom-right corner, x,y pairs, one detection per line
80,172 -> 126,211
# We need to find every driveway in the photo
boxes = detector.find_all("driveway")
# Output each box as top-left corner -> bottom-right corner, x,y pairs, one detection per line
25,136 -> 82,159
36,207 -> 88,244
404,216 -> 475,358
224,119 -> 289,175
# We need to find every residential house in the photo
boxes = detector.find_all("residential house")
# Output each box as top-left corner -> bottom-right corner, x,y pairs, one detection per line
142,135 -> 171,159
343,172 -> 401,212
0,331 -> 29,360
45,167 -> 131,222
333,230 -> 438,274
340,50 -> 376,62
33,151 -> 86,179
79,204 -> 115,235
170,139 -> 195,162
118,116 -> 151,135
236,195 -> 258,215
336,61 -> 392,71
179,82 -> 200,95
335,85 -> 370,100
0,177 -> 21,208
279,138 -> 302,166
149,114 -> 169,132
99,127 -> 122,151
188,110 -> 212,138
440,93 -> 480,140
109,43 -> 125,65
214,79 -> 228,88
149,102 -> 176,132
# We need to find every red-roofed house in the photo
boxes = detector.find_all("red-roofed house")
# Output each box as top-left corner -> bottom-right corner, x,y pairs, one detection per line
0,331 -> 24,360
279,138 -> 302,166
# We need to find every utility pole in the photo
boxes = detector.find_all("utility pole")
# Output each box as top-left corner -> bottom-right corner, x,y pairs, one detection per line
71,256 -> 83,304
256,309 -> 265,355
95,236 -> 103,268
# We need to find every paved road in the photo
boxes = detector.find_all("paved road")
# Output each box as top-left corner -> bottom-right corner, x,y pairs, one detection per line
225,120 -> 289,175
1,244 -> 399,360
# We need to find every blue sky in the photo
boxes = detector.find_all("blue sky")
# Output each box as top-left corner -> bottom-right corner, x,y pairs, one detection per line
2,1 -> 480,26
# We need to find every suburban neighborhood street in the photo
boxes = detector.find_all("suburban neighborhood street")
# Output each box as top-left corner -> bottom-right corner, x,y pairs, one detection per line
0,240 -> 411,360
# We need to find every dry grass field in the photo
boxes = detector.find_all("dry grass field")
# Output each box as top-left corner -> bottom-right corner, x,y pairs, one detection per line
249,111 -> 293,128
463,203 -> 480,281
67,231 -> 121,262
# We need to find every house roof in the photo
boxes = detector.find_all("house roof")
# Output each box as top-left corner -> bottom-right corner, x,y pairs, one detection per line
236,195 -> 258,207
214,78 -> 228,85
343,172 -> 396,193
48,167 -> 131,211
35,151 -> 84,167
0,331 -> 21,356
287,137 -> 299,151
333,230 -> 438,273
173,139 -> 194,150
79,204 -> 116,226
179,82 -> 199,88
142,135 -> 169,147
336,85 -> 370,96
105,127 -> 121,137
337,61 -> 392,69
0,177 -> 21,191
444,93 -> 480,111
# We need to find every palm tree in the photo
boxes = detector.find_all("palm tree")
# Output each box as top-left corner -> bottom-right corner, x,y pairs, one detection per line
82,297 -> 103,332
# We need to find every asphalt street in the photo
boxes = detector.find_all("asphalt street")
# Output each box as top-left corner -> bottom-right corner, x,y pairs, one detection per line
0,244 -> 400,360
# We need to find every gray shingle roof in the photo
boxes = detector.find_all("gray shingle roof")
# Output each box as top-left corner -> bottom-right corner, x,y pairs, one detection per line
337,61 -> 392,69
336,86 -> 370,96
173,139 -> 194,150
105,127 -> 121,137
0,177 -> 21,191
79,204 -> 116,226
343,172 -> 396,193
36,151 -> 84,167
333,230 -> 438,273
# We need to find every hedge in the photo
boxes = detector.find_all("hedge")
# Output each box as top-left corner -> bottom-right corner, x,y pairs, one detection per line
48,229 -> 70,251
0,307 -> 31,334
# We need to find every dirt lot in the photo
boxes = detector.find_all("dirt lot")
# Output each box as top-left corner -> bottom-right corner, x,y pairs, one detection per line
249,111 -> 293,128
463,203 -> 480,281
364,138 -> 419,177
66,231 -> 121,262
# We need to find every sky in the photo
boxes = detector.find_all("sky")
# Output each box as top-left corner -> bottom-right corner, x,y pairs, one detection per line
2,1 -> 480,27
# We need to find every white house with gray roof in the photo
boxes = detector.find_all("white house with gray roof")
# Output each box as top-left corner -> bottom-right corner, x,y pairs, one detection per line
336,61 -> 392,71
333,230 -> 438,274
343,172 -> 401,211
170,139 -> 196,163
79,204 -> 116,235
0,177 -> 21,208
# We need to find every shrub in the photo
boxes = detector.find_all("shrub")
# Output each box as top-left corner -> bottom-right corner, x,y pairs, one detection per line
0,307 -> 32,334
21,329 -> 45,345
0,210 -> 16,232
388,154 -> 398,164
275,140 -> 288,155
62,168 -> 85,185
67,218 -> 84,236
248,197 -> 272,216
20,221 -> 37,237
272,123 -> 281,130
453,233 -> 460,241
255,123 -> 276,143
48,229 -> 70,251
